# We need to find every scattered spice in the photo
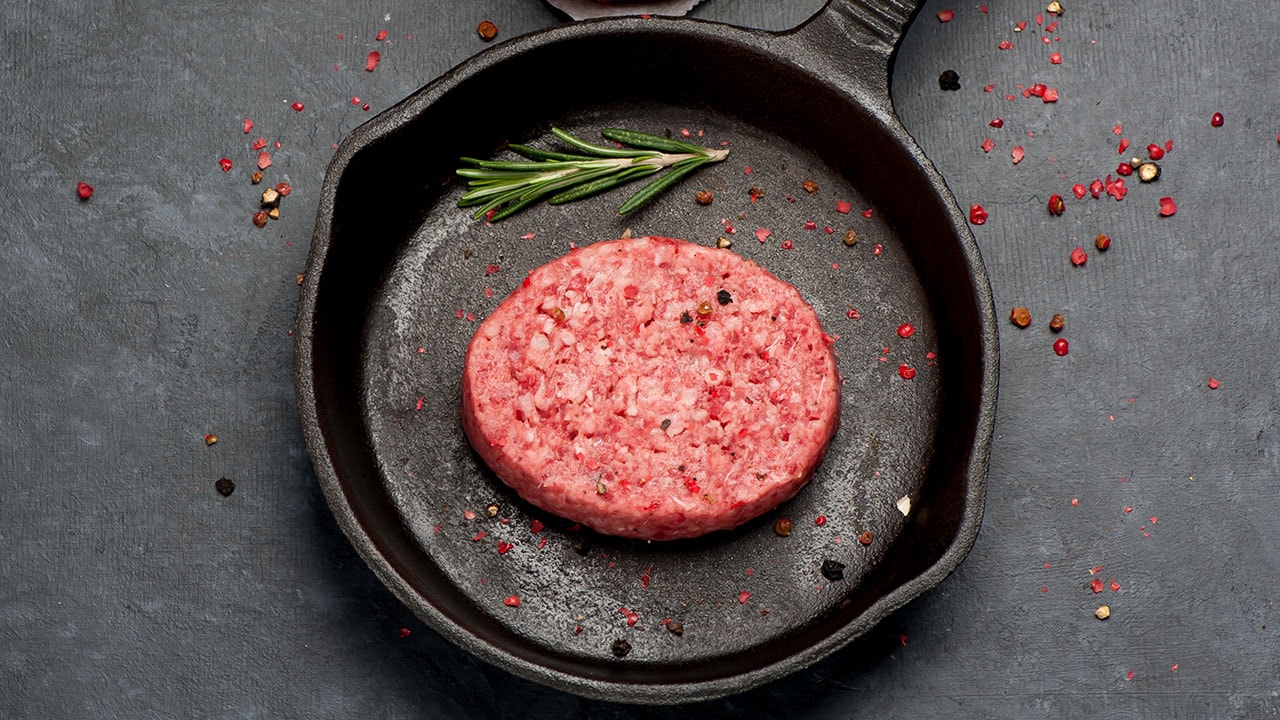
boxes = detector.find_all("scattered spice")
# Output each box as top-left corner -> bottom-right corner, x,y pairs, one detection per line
937,9 -> 955,22
835,200 -> 852,214
1049,314 -> 1065,333
814,515 -> 827,526
748,186 -> 765,202
215,477 -> 235,496
1090,578 -> 1105,593
291,102 -> 304,112
1070,247 -> 1087,266
989,117 -> 1004,128
1095,233 -> 1112,251
981,137 -> 995,153
969,203 -> 988,225
1053,338 -> 1069,356
666,620 -> 684,636
252,210 -> 268,228
219,158 -> 233,173
77,181 -> 94,200
717,237 -> 732,249
1010,306 -> 1032,328
477,20 -> 498,40
261,187 -> 281,207
842,230 -> 858,246
365,51 -> 381,72
802,180 -> 819,194
251,171 -> 263,184
897,323 -> 915,339
296,274 -> 305,286
1115,162 -> 1133,177
1211,111 -> 1224,127
716,289 -> 733,305
858,530 -> 875,546
1208,377 -> 1220,389
1137,162 -> 1161,183
1118,138 -> 1130,155
821,559 -> 846,581
503,595 -> 520,607
1011,145 -> 1025,164
938,69 -> 961,91
204,433 -> 219,446
1047,0 -> 1064,14
737,590 -> 751,604
695,190 -> 714,205
485,503 -> 499,518
1095,605 -> 1111,620
275,182 -> 292,197
774,517 -> 793,536
1147,143 -> 1165,161
898,364 -> 917,380
611,639 -> 632,657
1047,194 -> 1066,215
1158,196 -> 1178,216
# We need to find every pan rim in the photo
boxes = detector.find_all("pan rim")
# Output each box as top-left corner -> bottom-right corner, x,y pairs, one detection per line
296,14 -> 997,705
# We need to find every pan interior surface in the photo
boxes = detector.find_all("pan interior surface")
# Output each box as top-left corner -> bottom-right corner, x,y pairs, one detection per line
306,26 -> 989,700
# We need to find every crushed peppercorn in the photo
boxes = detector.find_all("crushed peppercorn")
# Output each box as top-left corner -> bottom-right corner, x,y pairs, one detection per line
680,311 -> 693,324
695,190 -> 714,206
296,274 -> 305,286
252,210 -> 268,228
215,477 -> 235,496
660,419 -> 671,431
274,182 -> 292,197
666,620 -> 684,636
485,503 -> 499,518
204,433 -> 219,446
1049,314 -> 1065,332
267,208 -> 280,221
716,289 -> 733,305
696,301 -> 713,316
821,559 -> 846,581
611,639 -> 632,657
1095,605 -> 1111,620
1137,162 -> 1161,183
842,230 -> 858,246
1010,306 -> 1032,328
1095,234 -> 1112,251
938,69 -> 961,91
748,186 -> 765,202
802,180 -> 819,194
251,171 -> 263,184
1047,194 -> 1066,215
858,530 -> 874,546
716,237 -> 732,249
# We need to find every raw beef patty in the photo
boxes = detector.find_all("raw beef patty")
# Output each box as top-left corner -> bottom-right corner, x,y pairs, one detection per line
461,236 -> 840,540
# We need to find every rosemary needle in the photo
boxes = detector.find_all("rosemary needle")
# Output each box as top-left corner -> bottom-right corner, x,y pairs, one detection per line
456,127 -> 729,221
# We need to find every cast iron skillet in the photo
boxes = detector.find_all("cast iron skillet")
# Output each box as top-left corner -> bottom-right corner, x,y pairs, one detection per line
296,0 -> 998,704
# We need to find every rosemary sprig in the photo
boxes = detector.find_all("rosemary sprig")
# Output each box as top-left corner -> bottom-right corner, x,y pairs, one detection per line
456,127 -> 729,221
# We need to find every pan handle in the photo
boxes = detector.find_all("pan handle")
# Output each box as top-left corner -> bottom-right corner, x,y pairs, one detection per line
785,0 -> 922,106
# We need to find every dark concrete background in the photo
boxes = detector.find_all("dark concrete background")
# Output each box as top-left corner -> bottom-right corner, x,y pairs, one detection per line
2,0 -> 1277,717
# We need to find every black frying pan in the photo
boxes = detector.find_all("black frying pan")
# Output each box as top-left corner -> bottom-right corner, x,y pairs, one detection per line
296,0 -> 998,704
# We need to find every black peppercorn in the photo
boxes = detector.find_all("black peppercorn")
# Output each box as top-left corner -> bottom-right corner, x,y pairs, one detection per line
716,289 -> 732,305
215,477 -> 235,497
938,69 -> 961,91
611,639 -> 632,657
821,559 -> 846,581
